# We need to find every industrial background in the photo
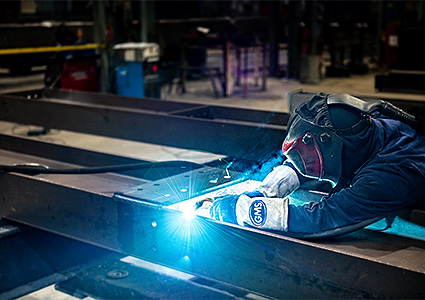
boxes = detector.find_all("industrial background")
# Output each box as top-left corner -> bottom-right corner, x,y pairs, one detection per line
0,0 -> 425,299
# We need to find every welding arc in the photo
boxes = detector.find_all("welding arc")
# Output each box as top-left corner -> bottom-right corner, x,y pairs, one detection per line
0,161 -> 194,175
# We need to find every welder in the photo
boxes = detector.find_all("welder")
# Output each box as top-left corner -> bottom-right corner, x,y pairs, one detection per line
210,93 -> 425,237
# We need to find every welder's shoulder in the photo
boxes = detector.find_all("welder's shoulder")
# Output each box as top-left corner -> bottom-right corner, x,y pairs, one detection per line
374,117 -> 425,178
354,155 -> 425,207
376,116 -> 425,141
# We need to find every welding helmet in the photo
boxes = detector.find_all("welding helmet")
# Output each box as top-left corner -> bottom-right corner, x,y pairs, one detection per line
282,93 -> 370,187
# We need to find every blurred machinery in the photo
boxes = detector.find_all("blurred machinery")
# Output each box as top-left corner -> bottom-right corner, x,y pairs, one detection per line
0,89 -> 424,299
0,21 -> 95,76
114,42 -> 161,98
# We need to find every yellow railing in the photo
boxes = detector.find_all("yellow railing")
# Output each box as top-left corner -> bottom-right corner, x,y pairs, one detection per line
0,43 -> 104,55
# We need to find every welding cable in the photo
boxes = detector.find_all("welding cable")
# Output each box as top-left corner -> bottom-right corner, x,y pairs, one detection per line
0,161 -> 197,175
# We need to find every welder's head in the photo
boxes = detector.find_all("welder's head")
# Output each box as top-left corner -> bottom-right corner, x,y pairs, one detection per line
282,93 -> 371,187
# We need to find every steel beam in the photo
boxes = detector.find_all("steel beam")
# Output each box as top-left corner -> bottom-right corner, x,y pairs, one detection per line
1,170 -> 424,299
0,133 -> 205,181
0,89 -> 289,161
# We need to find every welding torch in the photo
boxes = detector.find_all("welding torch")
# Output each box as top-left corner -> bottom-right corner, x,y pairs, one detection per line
194,197 -> 214,211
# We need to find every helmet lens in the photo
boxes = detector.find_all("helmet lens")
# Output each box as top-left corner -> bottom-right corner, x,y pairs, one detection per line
282,133 -> 323,179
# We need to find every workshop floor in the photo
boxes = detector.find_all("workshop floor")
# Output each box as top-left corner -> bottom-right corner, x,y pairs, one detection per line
161,70 -> 425,112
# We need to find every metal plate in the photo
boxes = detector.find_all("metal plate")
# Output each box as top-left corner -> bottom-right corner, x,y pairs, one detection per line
116,166 -> 243,206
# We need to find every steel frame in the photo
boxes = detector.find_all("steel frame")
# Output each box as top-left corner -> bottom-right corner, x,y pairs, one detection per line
1,90 -> 425,298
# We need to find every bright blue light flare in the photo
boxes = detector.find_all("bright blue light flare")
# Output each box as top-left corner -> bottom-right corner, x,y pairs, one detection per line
163,180 -> 262,251
176,255 -> 193,273
182,205 -> 196,221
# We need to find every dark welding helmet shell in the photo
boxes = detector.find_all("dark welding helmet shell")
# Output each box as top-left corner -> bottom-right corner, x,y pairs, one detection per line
283,112 -> 343,187
284,93 -> 373,187
283,93 -> 353,187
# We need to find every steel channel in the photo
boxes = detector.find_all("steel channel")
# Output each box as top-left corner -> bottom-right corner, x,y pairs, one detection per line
1,172 -> 424,299
42,89 -> 200,113
42,91 -> 285,124
43,89 -> 291,125
0,93 -> 286,161
0,133 -> 146,167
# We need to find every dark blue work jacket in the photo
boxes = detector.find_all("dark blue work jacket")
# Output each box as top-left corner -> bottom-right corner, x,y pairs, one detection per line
288,117 -> 425,234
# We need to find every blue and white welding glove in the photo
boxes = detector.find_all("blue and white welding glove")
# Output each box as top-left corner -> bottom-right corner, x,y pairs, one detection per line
210,191 -> 290,231
209,193 -> 241,224
210,165 -> 300,231
210,191 -> 262,224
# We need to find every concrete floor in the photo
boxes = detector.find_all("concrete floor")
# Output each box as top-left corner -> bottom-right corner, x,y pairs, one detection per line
161,71 -> 425,113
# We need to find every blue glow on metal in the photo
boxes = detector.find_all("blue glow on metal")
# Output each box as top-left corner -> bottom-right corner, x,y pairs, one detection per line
169,180 -> 262,219
176,255 -> 193,273
121,256 -> 195,280
366,216 -> 425,241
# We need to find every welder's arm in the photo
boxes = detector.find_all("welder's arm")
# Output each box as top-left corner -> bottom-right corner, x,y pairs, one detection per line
286,163 -> 424,234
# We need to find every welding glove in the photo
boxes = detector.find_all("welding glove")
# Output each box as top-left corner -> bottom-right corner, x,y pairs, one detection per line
210,191 -> 290,231
210,164 -> 300,231
210,191 -> 263,224
257,165 -> 300,198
